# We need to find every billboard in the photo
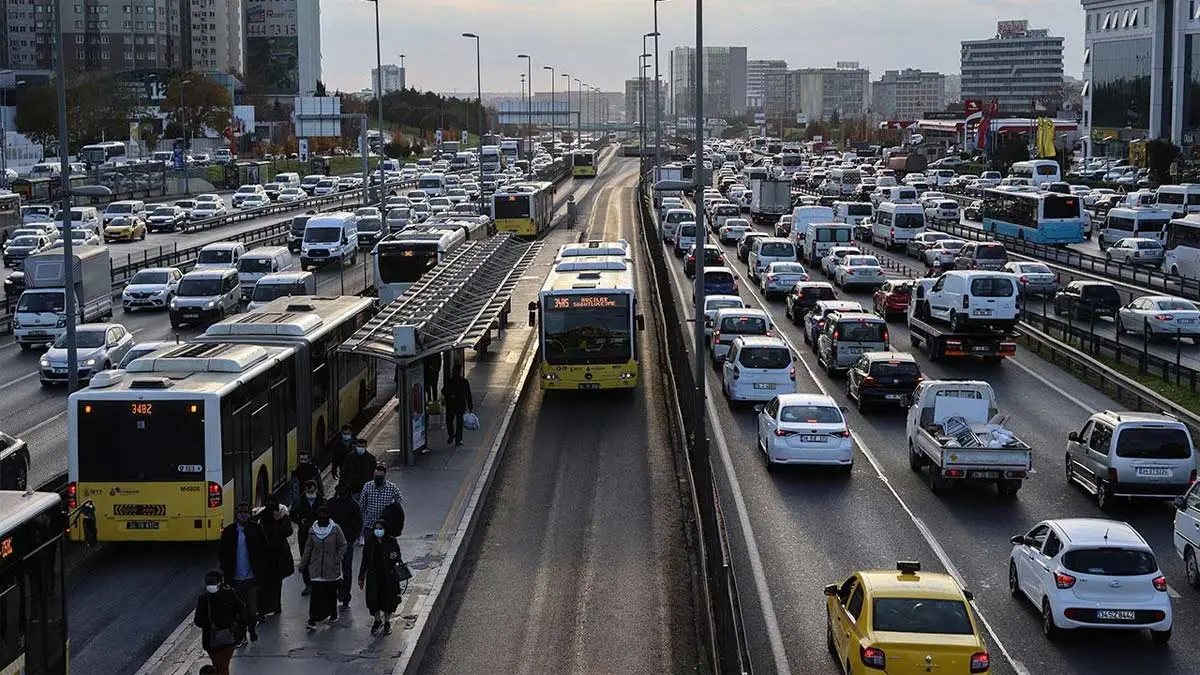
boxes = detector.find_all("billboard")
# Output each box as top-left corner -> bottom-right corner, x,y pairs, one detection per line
246,1 -> 299,96
997,20 -> 1029,37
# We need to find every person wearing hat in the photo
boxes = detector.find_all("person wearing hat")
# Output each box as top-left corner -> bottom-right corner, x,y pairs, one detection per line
299,504 -> 348,628
357,463 -> 402,545
193,569 -> 250,673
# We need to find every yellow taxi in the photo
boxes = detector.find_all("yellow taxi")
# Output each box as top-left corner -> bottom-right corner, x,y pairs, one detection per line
824,561 -> 990,674
103,215 -> 147,242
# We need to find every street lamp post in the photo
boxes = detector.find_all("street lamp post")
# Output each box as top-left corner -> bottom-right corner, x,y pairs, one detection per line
52,0 -> 78,393
691,0 -> 706,489
644,32 -> 658,166
561,73 -> 570,144
366,0 -> 384,207
461,33 -> 484,203
575,79 -> 583,145
517,54 -> 532,164
653,0 -> 667,170
543,66 -> 555,140
180,78 -> 192,195
639,55 -> 651,173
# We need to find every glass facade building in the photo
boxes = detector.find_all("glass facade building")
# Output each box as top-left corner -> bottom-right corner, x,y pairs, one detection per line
671,46 -> 747,118
1090,38 -> 1152,130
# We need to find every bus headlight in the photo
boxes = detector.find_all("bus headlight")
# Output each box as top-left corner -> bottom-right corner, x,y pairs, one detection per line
619,372 -> 636,380
542,372 -> 560,381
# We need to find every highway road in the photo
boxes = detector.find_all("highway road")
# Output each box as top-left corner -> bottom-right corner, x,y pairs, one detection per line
659,196 -> 1200,675
420,158 -> 701,675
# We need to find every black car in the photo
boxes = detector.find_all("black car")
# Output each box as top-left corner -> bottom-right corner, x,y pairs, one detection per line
784,281 -> 837,324
1053,280 -> 1122,319
846,352 -> 923,411
737,232 -> 770,262
685,244 -> 726,277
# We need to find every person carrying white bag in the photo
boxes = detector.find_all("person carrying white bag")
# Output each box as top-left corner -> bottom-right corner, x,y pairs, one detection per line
442,365 -> 475,447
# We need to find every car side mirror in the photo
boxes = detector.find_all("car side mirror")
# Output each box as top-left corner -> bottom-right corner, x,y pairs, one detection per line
753,404 -> 765,413
1067,431 -> 1079,442
963,590 -> 974,601
823,584 -> 839,597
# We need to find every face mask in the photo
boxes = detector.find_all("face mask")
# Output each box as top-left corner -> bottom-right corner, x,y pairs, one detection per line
205,584 -> 220,594
374,528 -> 386,538
342,432 -> 352,441
374,475 -> 385,486
305,491 -> 316,499
356,446 -> 366,455
317,517 -> 330,527
236,513 -> 249,524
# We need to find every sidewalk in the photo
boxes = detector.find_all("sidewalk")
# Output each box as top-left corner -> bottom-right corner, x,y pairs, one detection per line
136,205 -> 587,675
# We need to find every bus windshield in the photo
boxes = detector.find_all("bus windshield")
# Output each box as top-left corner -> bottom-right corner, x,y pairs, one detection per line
378,244 -> 439,283
76,400 -> 205,481
494,196 -> 530,219
542,294 -> 632,365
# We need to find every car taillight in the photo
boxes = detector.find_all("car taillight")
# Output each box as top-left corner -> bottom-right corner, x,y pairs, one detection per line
774,428 -> 797,437
1019,275 -> 1028,283
208,481 -> 223,509
962,295 -> 970,309
731,366 -> 740,380
1190,469 -> 1197,484
1054,571 -> 1076,589
712,331 -> 720,344
832,330 -> 840,340
1153,575 -> 1168,592
860,645 -> 886,670
970,651 -> 990,674
831,430 -> 851,438
1155,314 -> 1174,321
688,254 -> 695,262
1109,467 -> 1119,485
789,366 -> 796,381
882,328 -> 889,343
889,228 -> 895,237
862,376 -> 876,385
67,481 -> 77,510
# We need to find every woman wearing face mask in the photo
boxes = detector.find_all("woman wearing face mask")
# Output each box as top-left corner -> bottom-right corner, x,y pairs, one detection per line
193,570 -> 249,674
257,497 -> 294,619
299,505 -> 348,629
358,519 -> 404,635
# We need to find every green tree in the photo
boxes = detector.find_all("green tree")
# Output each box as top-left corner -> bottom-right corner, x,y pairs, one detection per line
13,84 -> 58,147
1146,139 -> 1179,184
17,75 -> 138,151
159,74 -> 234,143
991,133 -> 1030,174
383,140 -> 409,159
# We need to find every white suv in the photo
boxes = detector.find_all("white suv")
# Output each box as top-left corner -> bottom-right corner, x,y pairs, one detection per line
921,271 -> 1020,331
1009,518 -> 1172,643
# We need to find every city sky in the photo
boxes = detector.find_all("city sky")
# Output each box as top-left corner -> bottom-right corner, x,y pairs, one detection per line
323,0 -> 1084,94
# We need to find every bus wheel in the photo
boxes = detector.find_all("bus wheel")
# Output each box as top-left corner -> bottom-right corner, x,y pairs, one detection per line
255,469 -> 269,508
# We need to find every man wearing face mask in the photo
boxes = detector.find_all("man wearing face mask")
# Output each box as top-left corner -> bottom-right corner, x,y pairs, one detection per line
217,504 -> 268,644
340,441 -> 377,523
358,463 -> 402,546
289,479 -> 326,596
193,570 -> 248,674
289,450 -> 324,505
332,424 -> 355,481
299,505 -> 348,629
326,482 -> 363,609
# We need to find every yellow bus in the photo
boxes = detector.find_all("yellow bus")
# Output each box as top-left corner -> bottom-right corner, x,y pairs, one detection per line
0,490 -> 68,674
536,265 -> 644,390
66,296 -> 377,542
491,181 -> 555,237
571,149 -> 598,178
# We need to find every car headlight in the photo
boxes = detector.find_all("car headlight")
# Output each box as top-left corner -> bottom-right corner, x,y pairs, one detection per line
169,298 -> 179,310
204,300 -> 217,309
39,357 -> 49,367
82,358 -> 97,367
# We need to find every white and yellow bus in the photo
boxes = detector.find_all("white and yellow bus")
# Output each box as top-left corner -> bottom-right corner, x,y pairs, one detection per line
492,181 -> 555,237
536,266 -> 644,390
571,149 -> 598,178
66,295 -> 377,542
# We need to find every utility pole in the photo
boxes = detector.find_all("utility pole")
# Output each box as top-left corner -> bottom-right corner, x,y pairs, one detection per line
53,0 -> 78,392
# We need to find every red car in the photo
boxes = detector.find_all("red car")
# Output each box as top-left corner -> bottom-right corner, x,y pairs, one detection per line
872,280 -> 912,320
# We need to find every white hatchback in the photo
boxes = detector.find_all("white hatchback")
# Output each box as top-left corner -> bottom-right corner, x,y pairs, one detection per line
1008,518 -> 1172,643
703,295 -> 746,337
755,393 -> 852,472
721,336 -> 796,404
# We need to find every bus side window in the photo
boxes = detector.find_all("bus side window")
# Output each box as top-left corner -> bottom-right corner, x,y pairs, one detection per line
312,346 -> 329,408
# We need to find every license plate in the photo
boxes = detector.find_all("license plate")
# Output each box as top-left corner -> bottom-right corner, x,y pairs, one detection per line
884,394 -> 903,400
848,347 -> 867,354
974,309 -> 993,316
578,383 -> 601,390
971,470 -> 1000,479
799,435 -> 826,443
753,383 -> 776,390
29,331 -> 47,336
1096,610 -> 1136,621
1179,319 -> 1195,324
182,313 -> 198,319
125,521 -> 160,530
1136,467 -> 1172,477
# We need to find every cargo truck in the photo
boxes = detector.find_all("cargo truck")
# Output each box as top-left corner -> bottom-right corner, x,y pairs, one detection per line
13,246 -> 113,350
749,178 -> 792,225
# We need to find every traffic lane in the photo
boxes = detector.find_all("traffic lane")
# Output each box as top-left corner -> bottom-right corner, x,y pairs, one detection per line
704,229 -> 1200,675
655,225 -> 1017,675
421,175 -> 698,675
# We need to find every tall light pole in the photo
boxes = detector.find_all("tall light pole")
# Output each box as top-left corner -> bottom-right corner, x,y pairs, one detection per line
640,55 -> 651,173
543,65 -> 555,141
462,33 -> 483,202
653,0 -> 667,169
366,0 -> 384,197
517,54 -> 532,163
180,78 -> 192,195
691,0 -> 706,488
53,0 -> 78,393
561,73 -> 571,145
644,32 -> 658,162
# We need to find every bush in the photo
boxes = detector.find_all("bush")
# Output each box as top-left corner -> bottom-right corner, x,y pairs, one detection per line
383,140 -> 410,159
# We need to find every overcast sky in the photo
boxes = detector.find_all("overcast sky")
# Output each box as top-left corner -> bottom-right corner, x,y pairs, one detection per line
322,0 -> 1083,94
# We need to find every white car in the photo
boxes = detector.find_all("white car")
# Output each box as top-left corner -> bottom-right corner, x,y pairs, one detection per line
1173,482 -> 1200,587
759,262 -> 810,298
718,222 -> 753,245
755,393 -> 852,472
721,336 -> 797,403
918,192 -> 949,208
923,239 -> 967,267
121,267 -> 183,312
820,246 -> 862,278
1116,295 -> 1200,338
1009,518 -> 1171,643
702,295 -> 745,337
924,200 -> 960,222
191,195 -> 227,219
231,184 -> 268,208
51,229 -> 101,249
834,255 -> 885,289
312,178 -> 339,196
238,193 -> 271,210
278,187 -> 307,203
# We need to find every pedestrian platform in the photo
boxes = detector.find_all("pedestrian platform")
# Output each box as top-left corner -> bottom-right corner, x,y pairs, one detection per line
135,213 -> 592,675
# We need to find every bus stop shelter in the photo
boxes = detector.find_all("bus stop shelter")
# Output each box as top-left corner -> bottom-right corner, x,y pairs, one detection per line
338,234 -> 542,463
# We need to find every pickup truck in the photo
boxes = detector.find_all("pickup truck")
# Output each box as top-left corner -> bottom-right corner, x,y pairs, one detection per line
905,380 -> 1032,497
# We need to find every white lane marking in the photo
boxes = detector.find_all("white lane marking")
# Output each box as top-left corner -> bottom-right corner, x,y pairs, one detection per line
0,371 -> 37,391
1007,357 -> 1096,413
17,410 -> 67,438
1168,584 -> 1182,599
663,254 -> 794,675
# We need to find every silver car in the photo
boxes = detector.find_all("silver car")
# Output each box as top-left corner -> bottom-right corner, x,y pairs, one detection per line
39,323 -> 135,386
1117,295 -> 1200,338
1105,237 -> 1165,266
117,340 -> 172,369
1002,261 -> 1059,297
759,262 -> 811,298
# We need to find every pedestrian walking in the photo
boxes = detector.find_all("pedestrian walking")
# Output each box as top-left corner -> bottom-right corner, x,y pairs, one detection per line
289,479 -> 326,596
289,450 -> 324,504
257,497 -> 294,619
193,570 -> 251,675
340,440 -> 377,542
424,355 -> 441,403
332,424 -> 355,481
299,505 -> 348,629
442,365 -> 474,446
358,464 -> 402,543
217,503 -> 267,642
359,519 -> 404,635
327,482 -> 363,610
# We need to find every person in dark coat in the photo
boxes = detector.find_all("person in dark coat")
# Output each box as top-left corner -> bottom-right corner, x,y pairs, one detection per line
289,450 -> 324,504
442,365 -> 474,446
326,482 -> 363,608
358,519 -> 404,635
256,497 -> 294,619
193,570 -> 251,674
289,480 -> 326,595
424,355 -> 441,403
340,439 -> 377,503
217,503 -> 268,640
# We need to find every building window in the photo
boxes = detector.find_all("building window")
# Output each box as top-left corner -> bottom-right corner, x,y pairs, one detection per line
75,35 -> 83,44
1082,80 -> 1090,97
1132,9 -> 1139,26
1084,48 -> 1092,65
1123,10 -> 1131,27
1103,12 -> 1111,29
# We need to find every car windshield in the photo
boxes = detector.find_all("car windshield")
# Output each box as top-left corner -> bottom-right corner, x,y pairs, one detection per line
197,249 -> 233,264
54,330 -> 106,349
760,242 -> 795,257
69,231 -> 89,241
237,258 -> 274,273
969,277 -> 1014,297
304,227 -> 342,243
356,208 -> 380,217
705,271 -> 733,285
1156,298 -> 1196,311
706,299 -> 743,312
780,405 -> 842,423
107,204 -> 133,214
815,228 -> 852,242
1114,427 -> 1192,459
1137,240 -> 1163,249
16,292 -> 64,313
1016,263 -> 1050,274
939,241 -> 966,251
872,598 -> 974,635
130,271 -> 169,284
152,207 -> 176,216
845,257 -> 877,267
358,219 -> 382,231
177,278 -> 223,296
680,225 -> 697,237
9,236 -> 38,246
720,316 -> 767,334
739,347 -> 790,369
236,186 -> 258,194
869,360 -> 921,377
1062,548 -> 1158,576
894,213 -> 924,228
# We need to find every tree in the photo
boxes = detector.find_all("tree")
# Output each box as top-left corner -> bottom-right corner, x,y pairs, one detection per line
1146,139 -> 1179,184
828,109 -> 841,128
991,133 -> 1030,174
159,74 -> 234,143
14,84 -> 57,148
383,140 -> 409,159
16,75 -> 138,151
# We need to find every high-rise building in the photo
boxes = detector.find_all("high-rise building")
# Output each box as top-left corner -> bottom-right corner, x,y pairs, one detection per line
671,46 -> 747,118
1079,0 -> 1155,150
4,0 -> 182,73
624,77 -> 664,123
186,0 -> 244,73
871,69 -> 946,119
372,65 -> 406,95
944,74 -> 962,107
960,20 -> 1064,114
244,0 -> 321,98
788,63 -> 869,121
747,59 -> 788,113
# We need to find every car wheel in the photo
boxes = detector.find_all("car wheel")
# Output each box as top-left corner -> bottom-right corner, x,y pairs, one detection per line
1125,254 -> 1134,265
949,311 -> 963,332
1185,548 -> 1200,589
927,467 -> 947,494
1008,560 -> 1022,598
826,611 -> 836,655
1105,251 -> 1112,262
1041,599 -> 1060,641
1151,628 -> 1172,646
1096,481 -> 1114,512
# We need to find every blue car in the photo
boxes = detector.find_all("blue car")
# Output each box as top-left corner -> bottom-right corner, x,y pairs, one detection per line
698,266 -> 738,299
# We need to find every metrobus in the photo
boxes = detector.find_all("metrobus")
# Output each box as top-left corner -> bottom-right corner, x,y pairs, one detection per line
981,189 -> 1085,244
67,296 -> 377,542
0,192 -> 20,235
492,181 -> 555,237
571,149 -> 598,178
372,227 -> 468,304
535,266 -> 644,390
0,490 -> 69,675
1163,215 -> 1200,278
1008,159 -> 1061,187
78,141 -> 128,167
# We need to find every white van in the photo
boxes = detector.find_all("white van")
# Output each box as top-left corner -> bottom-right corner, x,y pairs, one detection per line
1100,207 -> 1172,249
193,241 -> 247,271
102,200 -> 147,225
922,271 -> 1020,331
54,206 -> 101,231
1155,184 -> 1200,219
872,202 -> 926,250
301,212 -> 359,269
1009,159 -> 1061,187
662,209 -> 695,244
747,237 -> 799,280
274,172 -> 302,188
790,206 -> 835,252
675,221 -> 699,258
929,169 -> 957,187
823,168 -> 861,197
801,222 -> 854,265
417,173 -> 447,198
236,246 -> 295,299
721,336 -> 798,403
832,201 -> 873,227
246,271 -> 317,311
873,186 -> 919,207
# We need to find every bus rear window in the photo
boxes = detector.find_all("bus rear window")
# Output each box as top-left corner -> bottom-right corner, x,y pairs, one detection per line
76,400 -> 205,482
1043,196 -> 1080,219
493,196 -> 530,220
